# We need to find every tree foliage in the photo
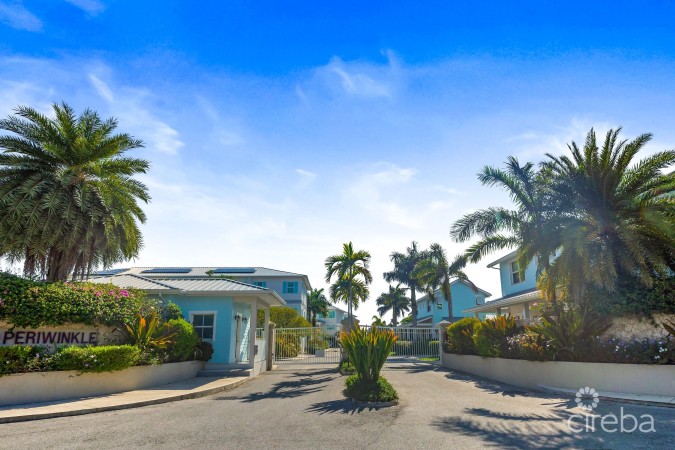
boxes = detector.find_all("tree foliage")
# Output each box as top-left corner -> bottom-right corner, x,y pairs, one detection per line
383,241 -> 426,327
0,103 -> 150,281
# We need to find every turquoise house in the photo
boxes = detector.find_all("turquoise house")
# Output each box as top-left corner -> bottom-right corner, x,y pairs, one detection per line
415,280 -> 491,327
90,269 -> 286,374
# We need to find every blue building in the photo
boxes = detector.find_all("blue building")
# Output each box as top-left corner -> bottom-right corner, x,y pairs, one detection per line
90,266 -> 312,373
463,250 -> 543,320
415,280 -> 491,327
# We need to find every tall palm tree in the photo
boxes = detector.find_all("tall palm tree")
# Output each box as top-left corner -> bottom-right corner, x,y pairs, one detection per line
328,275 -> 369,319
376,284 -> 410,327
450,156 -> 561,286
306,288 -> 330,327
372,315 -> 387,326
325,242 -> 372,326
413,243 -> 476,322
0,103 -> 150,281
383,241 -> 427,327
542,128 -> 675,301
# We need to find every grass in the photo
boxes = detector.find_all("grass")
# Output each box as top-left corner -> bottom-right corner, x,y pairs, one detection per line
344,375 -> 398,403
418,357 -> 439,361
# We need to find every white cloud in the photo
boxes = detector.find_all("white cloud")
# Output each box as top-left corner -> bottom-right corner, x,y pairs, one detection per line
310,54 -> 402,99
0,1 -> 41,31
296,168 -> 316,178
88,74 -> 114,102
64,0 -> 105,16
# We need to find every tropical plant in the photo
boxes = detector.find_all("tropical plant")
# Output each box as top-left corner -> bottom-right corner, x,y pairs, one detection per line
376,284 -> 410,327
344,374 -> 398,402
372,315 -> 387,326
123,310 -> 176,351
450,156 -> 561,301
165,318 -> 200,362
527,305 -> 609,361
472,315 -> 520,357
256,306 -> 311,328
307,288 -> 330,327
50,345 -> 140,373
0,103 -> 151,281
413,243 -> 475,322
446,317 -> 480,355
542,128 -> 675,301
339,326 -> 398,384
325,242 -> 372,326
384,241 -> 427,327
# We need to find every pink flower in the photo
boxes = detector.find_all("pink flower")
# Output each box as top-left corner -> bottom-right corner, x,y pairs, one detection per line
95,291 -> 102,297
120,290 -> 129,297
109,290 -> 115,296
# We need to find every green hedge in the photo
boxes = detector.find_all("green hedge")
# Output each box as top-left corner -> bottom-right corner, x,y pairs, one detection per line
165,319 -> 200,362
50,345 -> 140,373
345,374 -> 398,402
446,318 -> 480,355
0,273 -> 154,328
0,345 -> 141,376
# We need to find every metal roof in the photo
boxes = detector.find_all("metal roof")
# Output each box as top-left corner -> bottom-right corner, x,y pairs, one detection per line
88,274 -> 286,305
416,280 -> 492,304
463,289 -> 542,313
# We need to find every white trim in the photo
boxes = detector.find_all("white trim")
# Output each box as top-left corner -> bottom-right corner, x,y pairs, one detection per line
188,310 -> 218,343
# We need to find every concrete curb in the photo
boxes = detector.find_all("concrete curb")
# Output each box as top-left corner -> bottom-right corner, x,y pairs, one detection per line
0,377 -> 250,424
537,385 -> 675,409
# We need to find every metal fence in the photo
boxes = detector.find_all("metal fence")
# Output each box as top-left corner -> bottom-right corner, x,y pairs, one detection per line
273,327 -> 342,365
360,326 -> 440,362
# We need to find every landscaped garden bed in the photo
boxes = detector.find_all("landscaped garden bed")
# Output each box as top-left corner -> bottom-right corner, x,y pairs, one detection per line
340,326 -> 399,405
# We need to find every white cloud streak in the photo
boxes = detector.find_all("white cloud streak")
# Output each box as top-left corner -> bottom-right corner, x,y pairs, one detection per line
0,1 -> 41,31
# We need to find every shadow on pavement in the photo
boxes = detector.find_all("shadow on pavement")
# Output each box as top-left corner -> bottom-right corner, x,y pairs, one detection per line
443,370 -> 534,397
305,398 -> 392,415
212,375 -> 334,402
383,363 -> 439,374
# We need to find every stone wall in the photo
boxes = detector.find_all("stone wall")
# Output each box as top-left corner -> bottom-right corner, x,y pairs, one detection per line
603,313 -> 674,341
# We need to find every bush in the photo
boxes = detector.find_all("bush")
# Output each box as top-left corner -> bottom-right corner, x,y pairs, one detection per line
427,340 -> 439,356
340,327 -> 397,383
338,359 -> 356,374
162,302 -> 184,321
276,335 -> 300,358
505,331 -> 552,361
0,346 -> 49,375
0,273 -> 154,328
446,318 -> 480,355
345,374 -> 398,402
307,335 -> 330,354
196,341 -> 214,361
256,306 -> 311,328
165,319 -> 199,362
50,345 -> 140,373
473,316 -> 520,357
392,340 -> 412,355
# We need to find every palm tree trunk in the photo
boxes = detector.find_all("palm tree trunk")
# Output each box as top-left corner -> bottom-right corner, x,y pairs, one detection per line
410,289 -> 417,327
347,279 -> 353,329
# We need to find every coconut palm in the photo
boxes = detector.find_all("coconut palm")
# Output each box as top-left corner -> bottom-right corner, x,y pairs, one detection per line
372,315 -> 387,326
325,242 -> 372,326
0,103 -> 150,281
413,243 -> 476,322
542,128 -> 675,301
383,241 -> 427,327
450,156 -> 562,286
376,284 -> 410,327
307,288 -> 330,327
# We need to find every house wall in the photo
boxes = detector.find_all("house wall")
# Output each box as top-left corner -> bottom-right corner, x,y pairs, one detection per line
499,256 -> 538,297
229,276 -> 308,318
167,295 -> 233,364
418,283 -> 488,326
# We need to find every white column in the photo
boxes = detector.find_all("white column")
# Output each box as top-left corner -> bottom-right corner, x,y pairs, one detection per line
248,299 -> 257,369
523,302 -> 530,320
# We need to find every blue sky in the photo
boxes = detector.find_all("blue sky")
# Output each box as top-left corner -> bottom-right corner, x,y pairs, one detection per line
1,1 -> 675,322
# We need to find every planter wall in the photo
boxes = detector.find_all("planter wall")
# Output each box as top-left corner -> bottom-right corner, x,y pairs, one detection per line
0,360 -> 204,407
441,352 -> 674,397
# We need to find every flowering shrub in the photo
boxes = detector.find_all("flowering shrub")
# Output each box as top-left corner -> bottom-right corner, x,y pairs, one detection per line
0,273 -> 155,328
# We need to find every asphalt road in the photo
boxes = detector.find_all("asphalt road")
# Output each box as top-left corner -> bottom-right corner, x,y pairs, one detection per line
1,363 -> 673,449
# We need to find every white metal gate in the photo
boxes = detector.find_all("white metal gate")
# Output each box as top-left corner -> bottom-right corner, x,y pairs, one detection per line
361,326 -> 440,362
273,327 -> 342,365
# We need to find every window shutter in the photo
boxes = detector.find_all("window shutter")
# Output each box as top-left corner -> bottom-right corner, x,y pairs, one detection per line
283,281 -> 288,293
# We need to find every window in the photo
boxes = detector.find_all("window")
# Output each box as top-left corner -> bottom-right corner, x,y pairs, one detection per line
427,300 -> 431,312
511,261 -> 524,284
191,313 -> 215,341
437,302 -> 443,310
283,281 -> 298,294
253,281 -> 267,288
328,310 -> 336,319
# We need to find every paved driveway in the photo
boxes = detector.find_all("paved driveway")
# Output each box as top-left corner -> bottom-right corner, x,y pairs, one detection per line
1,363 -> 673,449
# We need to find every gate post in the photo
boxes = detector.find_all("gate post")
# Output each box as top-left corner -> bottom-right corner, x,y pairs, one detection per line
267,322 -> 276,371
437,320 -> 452,364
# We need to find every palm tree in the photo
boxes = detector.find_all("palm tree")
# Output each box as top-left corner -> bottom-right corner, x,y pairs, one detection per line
542,128 -> 675,301
376,284 -> 410,327
372,315 -> 387,326
306,288 -> 330,327
325,242 -> 372,327
383,241 -> 427,327
0,103 -> 150,281
450,156 -> 561,288
413,243 -> 475,322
